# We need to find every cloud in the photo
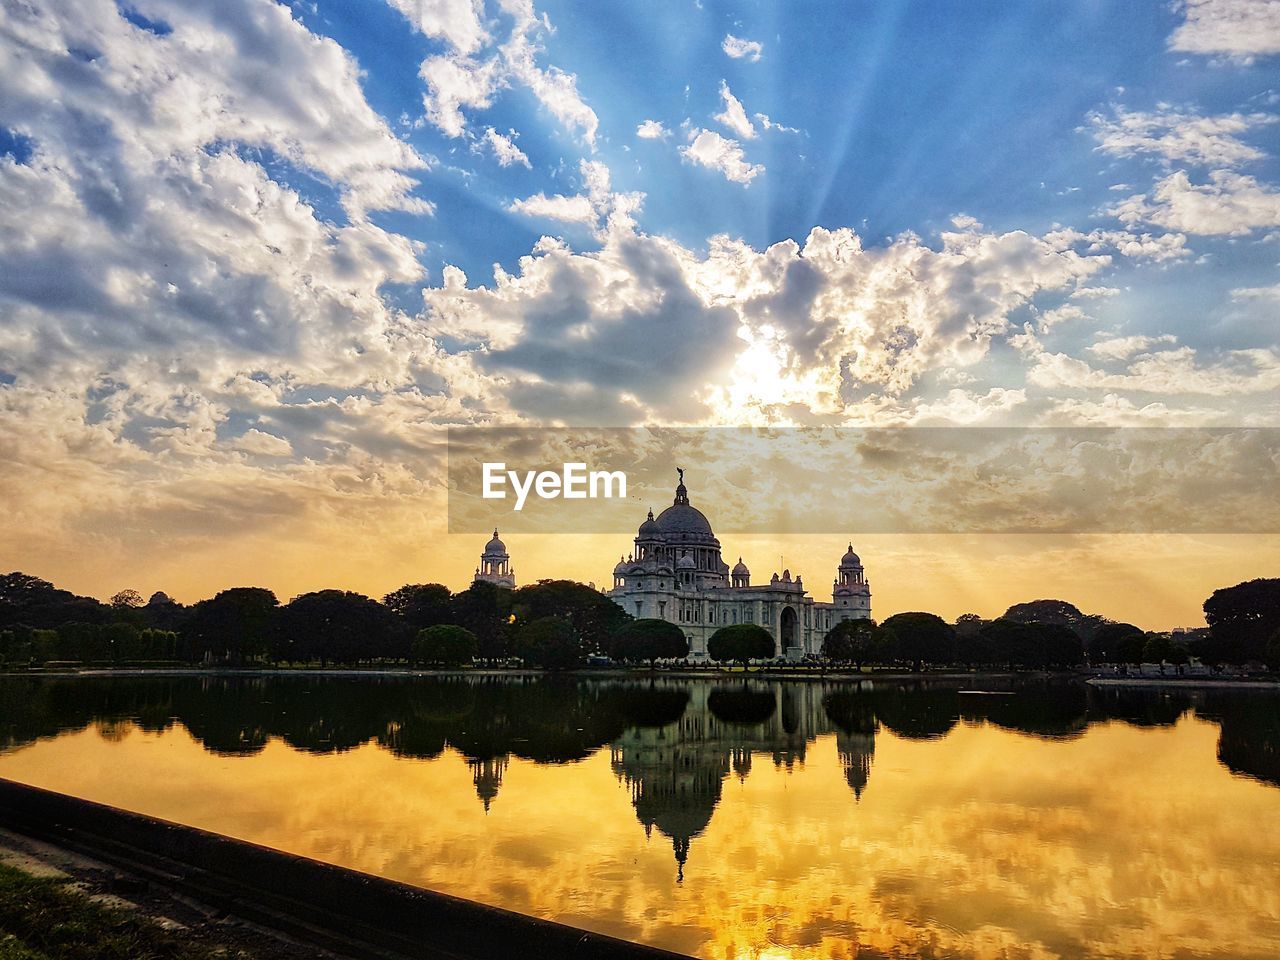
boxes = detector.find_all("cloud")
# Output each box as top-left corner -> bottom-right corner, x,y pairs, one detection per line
501,31 -> 599,146
232,429 -> 294,457
1109,170 -> 1280,235
384,0 -> 489,55
722,34 -> 763,61
1087,335 -> 1180,361
714,82 -> 757,140
680,129 -> 764,184
636,120 -> 670,140
1168,0 -> 1280,60
483,127 -> 531,168
420,53 -> 504,138
506,160 -> 643,234
1086,104 -> 1274,167
508,192 -> 597,223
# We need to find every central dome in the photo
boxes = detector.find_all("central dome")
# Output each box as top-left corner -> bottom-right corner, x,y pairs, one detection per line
654,502 -> 714,536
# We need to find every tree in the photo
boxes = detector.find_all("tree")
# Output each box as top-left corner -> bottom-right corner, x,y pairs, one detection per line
0,572 -> 107,629
954,613 -> 988,638
880,612 -> 955,672
821,619 -> 878,669
450,581 -> 513,661
610,619 -> 689,666
279,590 -> 402,665
976,618 -> 1082,669
707,624 -> 774,665
1003,598 -> 1105,643
512,616 -> 586,670
1203,578 -> 1280,664
183,587 -> 279,664
413,625 -> 478,666
383,583 -> 452,630
511,580 -> 632,655
110,589 -> 144,609
1091,622 -> 1145,663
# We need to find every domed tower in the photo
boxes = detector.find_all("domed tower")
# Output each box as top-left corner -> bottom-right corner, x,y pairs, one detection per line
636,509 -> 663,560
832,544 -> 870,620
731,557 -> 750,589
474,529 -> 516,588
651,469 -> 728,587
676,552 -> 696,588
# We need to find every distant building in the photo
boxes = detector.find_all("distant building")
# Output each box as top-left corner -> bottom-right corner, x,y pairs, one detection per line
473,529 -> 516,588
606,470 -> 871,659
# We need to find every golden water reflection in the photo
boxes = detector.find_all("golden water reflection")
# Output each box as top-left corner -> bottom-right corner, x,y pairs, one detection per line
0,676 -> 1278,959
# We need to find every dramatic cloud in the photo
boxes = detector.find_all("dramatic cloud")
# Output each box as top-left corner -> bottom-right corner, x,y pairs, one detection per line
1087,104 -> 1274,167
714,82 -> 757,140
722,34 -> 763,61
506,160 -> 642,234
680,129 -> 764,184
1168,0 -> 1280,60
1087,335 -> 1180,361
1109,170 -> 1280,235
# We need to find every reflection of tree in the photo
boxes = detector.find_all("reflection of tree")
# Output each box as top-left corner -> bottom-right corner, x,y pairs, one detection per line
4,675 -> 1279,873
1197,692 -> 1280,788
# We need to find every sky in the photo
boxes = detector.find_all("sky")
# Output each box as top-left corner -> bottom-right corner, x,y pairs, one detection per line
1,0 -> 1279,626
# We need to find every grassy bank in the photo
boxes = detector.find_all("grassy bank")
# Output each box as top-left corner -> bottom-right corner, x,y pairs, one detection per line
0,862 -> 246,960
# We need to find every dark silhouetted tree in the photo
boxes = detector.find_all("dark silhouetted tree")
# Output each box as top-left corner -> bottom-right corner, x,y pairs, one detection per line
1203,578 -> 1280,664
184,587 -> 279,664
512,616 -> 586,670
1090,622 -> 1145,663
707,624 -> 774,664
610,618 -> 689,666
511,580 -> 632,655
880,612 -> 956,671
413,624 -> 478,666
383,583 -> 452,630
280,590 -> 401,665
450,581 -> 512,661
821,618 -> 878,668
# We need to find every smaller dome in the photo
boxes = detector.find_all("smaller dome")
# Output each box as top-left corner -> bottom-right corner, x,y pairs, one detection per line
483,528 -> 507,556
732,557 -> 749,576
613,557 -> 628,574
638,509 -> 662,538
840,543 -> 861,566
676,553 -> 696,569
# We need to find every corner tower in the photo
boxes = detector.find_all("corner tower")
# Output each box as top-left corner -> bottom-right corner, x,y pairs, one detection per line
474,529 -> 516,588
832,544 -> 871,620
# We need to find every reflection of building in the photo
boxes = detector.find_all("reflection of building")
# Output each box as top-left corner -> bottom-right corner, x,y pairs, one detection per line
610,682 -> 866,876
473,529 -> 516,588
607,472 -> 871,659
467,756 -> 508,811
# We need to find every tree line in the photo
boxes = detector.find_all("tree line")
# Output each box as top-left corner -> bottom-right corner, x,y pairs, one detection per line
1,571 -> 1277,672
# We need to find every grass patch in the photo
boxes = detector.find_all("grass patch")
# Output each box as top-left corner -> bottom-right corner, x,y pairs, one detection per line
0,863 -> 242,959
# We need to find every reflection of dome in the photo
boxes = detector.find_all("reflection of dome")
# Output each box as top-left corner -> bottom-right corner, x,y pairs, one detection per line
840,543 -> 861,566
654,503 -> 714,537
638,510 -> 661,538
483,529 -> 507,556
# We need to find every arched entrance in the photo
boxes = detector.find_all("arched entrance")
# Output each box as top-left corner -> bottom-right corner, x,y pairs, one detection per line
779,606 -> 798,657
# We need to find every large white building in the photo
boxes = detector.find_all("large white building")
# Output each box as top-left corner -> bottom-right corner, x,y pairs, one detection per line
606,470 -> 871,659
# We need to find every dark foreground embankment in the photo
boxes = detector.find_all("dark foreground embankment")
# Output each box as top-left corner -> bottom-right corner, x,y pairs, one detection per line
0,778 -> 691,960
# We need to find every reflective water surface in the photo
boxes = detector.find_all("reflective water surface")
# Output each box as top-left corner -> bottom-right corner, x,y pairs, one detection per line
1,675 -> 1278,959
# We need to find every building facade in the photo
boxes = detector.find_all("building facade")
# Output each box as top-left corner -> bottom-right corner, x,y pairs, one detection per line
606,471 -> 871,659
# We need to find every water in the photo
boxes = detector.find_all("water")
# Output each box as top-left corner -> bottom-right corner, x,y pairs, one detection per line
0,674 -> 1277,959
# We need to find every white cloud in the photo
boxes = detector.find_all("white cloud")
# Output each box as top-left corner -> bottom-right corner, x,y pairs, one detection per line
232,429 -> 294,456
508,192 -> 597,223
420,53 -> 503,138
714,81 -> 757,140
721,34 -> 763,61
1045,227 -> 1190,261
1037,304 -> 1089,332
1168,0 -> 1280,60
755,113 -> 800,134
501,32 -> 599,146
680,129 -> 764,184
636,119 -> 670,140
1087,335 -> 1180,361
483,127 -> 531,167
1109,170 -> 1280,235
384,0 -> 489,55
1087,104 -> 1274,167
